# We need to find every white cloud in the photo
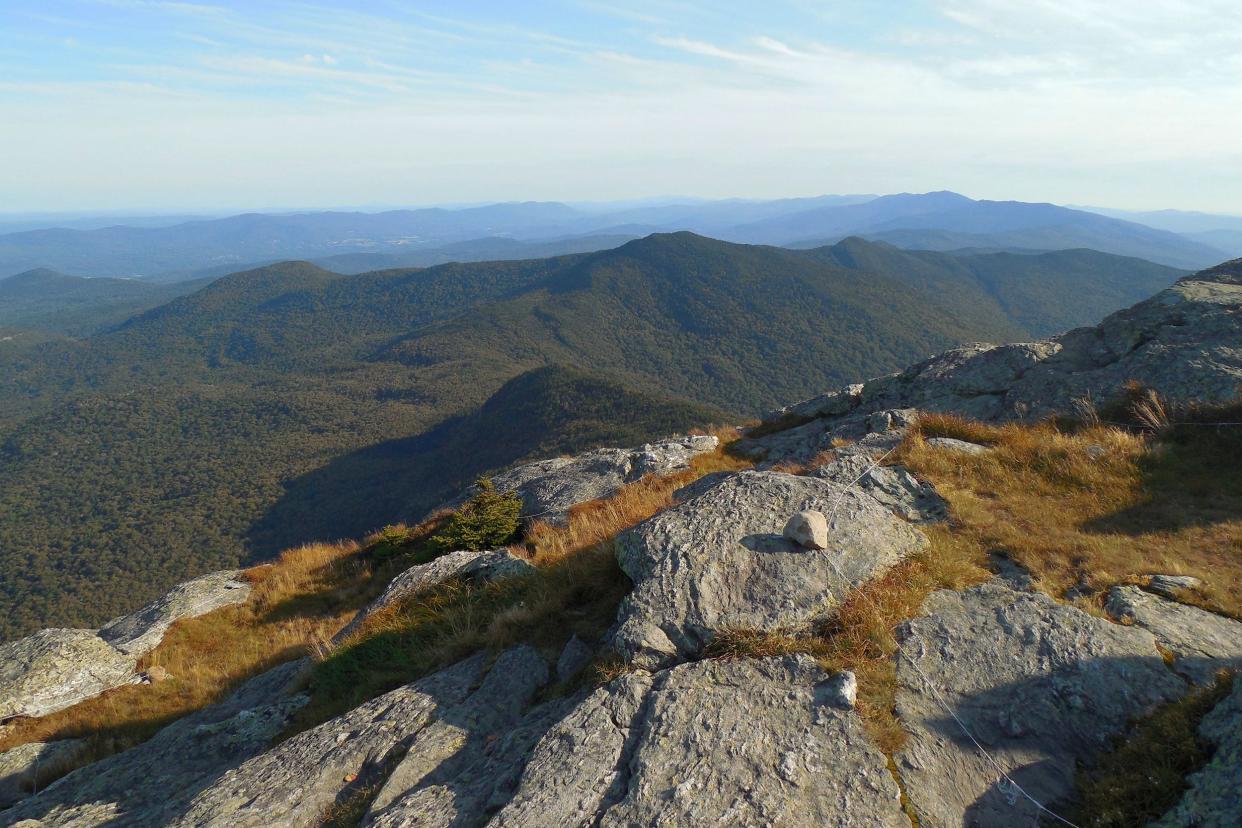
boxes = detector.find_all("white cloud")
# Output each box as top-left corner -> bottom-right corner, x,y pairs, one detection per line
3,1 -> 1241,212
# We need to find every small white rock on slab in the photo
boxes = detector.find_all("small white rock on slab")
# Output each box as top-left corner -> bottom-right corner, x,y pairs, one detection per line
783,510 -> 829,550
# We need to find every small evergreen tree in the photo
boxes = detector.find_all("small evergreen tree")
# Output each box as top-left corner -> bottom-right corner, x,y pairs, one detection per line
431,477 -> 522,552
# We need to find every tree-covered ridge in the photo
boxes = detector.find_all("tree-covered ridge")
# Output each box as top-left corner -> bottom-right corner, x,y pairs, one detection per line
0,269 -> 206,337
0,234 -> 1184,638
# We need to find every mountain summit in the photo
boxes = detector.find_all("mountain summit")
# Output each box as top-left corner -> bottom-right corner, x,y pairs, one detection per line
1,257 -> 1239,827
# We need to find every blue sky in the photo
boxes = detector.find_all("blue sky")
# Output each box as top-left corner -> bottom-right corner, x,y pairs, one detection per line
2,1 -> 1241,212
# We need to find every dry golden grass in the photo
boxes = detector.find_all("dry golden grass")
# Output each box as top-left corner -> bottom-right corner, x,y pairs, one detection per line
0,538 -> 393,765
898,412 -> 1242,618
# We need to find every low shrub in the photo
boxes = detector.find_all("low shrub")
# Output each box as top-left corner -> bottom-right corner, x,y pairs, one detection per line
429,478 -> 522,552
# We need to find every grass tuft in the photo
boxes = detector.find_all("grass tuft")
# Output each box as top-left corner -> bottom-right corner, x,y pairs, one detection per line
1068,671 -> 1235,828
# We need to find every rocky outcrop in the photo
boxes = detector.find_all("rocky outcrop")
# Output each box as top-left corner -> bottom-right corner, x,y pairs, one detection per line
0,740 -> 87,809
167,653 -> 492,827
894,580 -> 1188,827
439,435 -> 718,525
496,656 -> 906,828
811,454 -> 948,523
98,571 -> 251,656
334,550 -> 534,644
0,659 -> 307,826
1107,585 -> 1242,684
1145,574 -> 1205,600
1152,677 -> 1242,828
741,266 -> 1242,463
363,646 -> 551,827
487,672 -> 653,828
609,470 -> 925,668
0,570 -> 251,721
0,630 -> 140,722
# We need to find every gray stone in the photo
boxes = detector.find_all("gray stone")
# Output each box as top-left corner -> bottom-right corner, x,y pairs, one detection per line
491,657 -> 906,828
0,630 -> 137,722
925,436 -> 992,455
1,660 -> 307,827
335,549 -> 534,644
1151,677 -> 1242,828
1,570 -> 255,722
437,435 -> 718,526
0,739 -> 88,809
867,407 -> 918,434
555,635 -> 593,684
362,646 -> 551,827
825,669 -> 857,709
783,509 -> 829,549
812,455 -> 948,523
609,470 -> 925,668
894,580 -> 1187,828
169,654 -> 489,827
98,570 -> 251,656
596,657 -> 906,827
1145,574 -> 1205,599
487,672 -> 653,828
1107,585 -> 1242,684
739,265 -> 1242,463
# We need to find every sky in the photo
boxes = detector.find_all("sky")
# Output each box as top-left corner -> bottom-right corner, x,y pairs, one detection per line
2,0 -> 1241,213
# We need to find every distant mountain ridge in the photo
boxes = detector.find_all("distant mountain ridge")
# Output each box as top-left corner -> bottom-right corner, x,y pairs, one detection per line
0,191 -> 1226,279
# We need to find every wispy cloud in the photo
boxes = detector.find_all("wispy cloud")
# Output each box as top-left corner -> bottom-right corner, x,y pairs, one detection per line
1,0 -> 1239,212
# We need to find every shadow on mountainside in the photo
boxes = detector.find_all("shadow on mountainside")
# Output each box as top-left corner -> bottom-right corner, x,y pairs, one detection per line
244,364 -> 728,560
243,420 -> 469,558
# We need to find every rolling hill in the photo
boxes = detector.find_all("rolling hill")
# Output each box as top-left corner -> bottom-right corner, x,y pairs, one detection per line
0,234 -> 1187,637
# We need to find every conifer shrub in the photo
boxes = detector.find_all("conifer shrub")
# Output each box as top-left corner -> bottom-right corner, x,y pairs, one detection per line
370,525 -> 412,561
430,478 -> 522,552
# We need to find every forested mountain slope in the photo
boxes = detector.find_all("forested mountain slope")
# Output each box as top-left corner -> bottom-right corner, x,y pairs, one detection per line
0,234 -> 1185,637
0,269 -> 205,337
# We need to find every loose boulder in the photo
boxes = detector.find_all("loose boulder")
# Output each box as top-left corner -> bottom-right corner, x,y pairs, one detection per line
783,510 -> 828,549
609,470 -> 925,668
925,436 -> 992,455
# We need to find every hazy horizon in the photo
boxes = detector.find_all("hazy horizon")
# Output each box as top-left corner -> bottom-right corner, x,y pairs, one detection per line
3,1 -> 1241,214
